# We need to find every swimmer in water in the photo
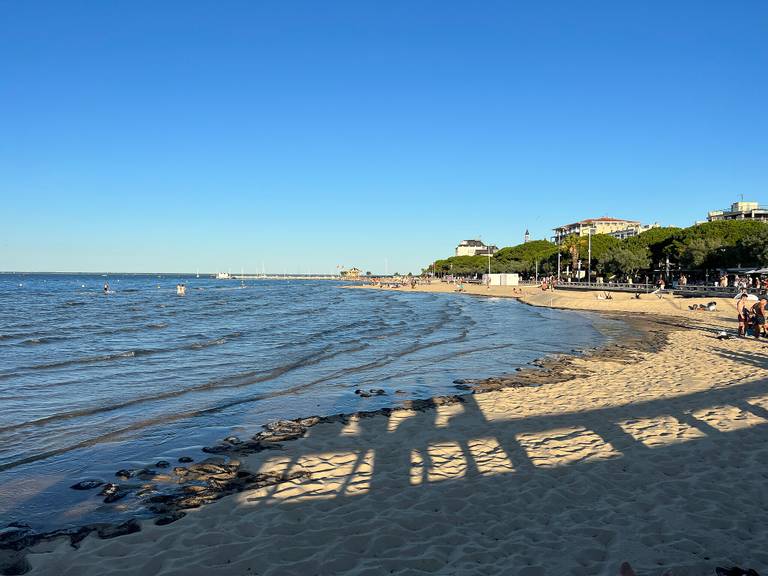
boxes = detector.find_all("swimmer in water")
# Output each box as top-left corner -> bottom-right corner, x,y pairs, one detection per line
104,282 -> 109,294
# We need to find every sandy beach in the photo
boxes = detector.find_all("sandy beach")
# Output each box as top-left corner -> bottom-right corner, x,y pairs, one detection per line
12,284 -> 768,575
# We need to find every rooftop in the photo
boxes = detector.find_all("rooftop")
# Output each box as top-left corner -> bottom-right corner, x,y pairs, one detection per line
554,217 -> 641,229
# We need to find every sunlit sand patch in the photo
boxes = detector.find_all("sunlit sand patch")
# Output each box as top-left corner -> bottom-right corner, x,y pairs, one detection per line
425,441 -> 467,482
340,415 -> 361,436
473,394 -> 515,422
516,427 -> 622,468
387,409 -> 417,433
618,415 -> 707,447
466,437 -> 514,476
691,405 -> 768,432
746,393 -> 768,412
410,449 -> 425,486
270,451 -> 360,502
435,403 -> 465,428
344,449 -> 375,496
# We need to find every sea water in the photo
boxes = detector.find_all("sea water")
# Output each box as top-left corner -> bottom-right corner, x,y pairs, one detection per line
0,274 -> 620,530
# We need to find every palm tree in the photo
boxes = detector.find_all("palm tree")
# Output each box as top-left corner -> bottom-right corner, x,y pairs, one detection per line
560,234 -> 585,273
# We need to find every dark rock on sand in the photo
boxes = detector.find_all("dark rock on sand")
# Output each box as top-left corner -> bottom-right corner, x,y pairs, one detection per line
100,483 -> 127,504
155,512 -> 186,526
203,439 -> 278,455
0,525 -> 35,550
115,468 -> 153,480
354,388 -> 386,398
70,479 -> 103,491
96,519 -> 140,540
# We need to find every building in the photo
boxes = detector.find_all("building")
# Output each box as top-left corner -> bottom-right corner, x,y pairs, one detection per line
524,229 -> 530,243
707,201 -> 768,222
553,217 -> 658,242
482,273 -> 519,286
340,267 -> 362,279
455,239 -> 498,257
609,223 -> 660,240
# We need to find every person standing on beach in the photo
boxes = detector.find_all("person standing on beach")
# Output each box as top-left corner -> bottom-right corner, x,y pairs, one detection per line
751,297 -> 767,339
737,293 -> 750,337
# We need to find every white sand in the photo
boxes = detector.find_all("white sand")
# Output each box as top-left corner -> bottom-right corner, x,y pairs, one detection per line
24,286 -> 768,575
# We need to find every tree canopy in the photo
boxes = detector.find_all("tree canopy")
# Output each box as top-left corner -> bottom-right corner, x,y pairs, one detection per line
426,220 -> 768,278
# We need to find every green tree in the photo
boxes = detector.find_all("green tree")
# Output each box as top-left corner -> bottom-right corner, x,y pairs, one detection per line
739,227 -> 768,266
560,235 -> 585,272
599,246 -> 651,277
678,237 -> 723,269
494,240 -> 557,275
624,227 -> 682,264
586,234 -> 621,262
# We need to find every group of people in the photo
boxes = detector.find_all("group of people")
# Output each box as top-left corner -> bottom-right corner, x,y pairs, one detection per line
540,276 -> 558,291
737,293 -> 767,338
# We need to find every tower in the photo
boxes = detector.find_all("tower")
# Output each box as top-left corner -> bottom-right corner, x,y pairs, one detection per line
524,229 -> 530,243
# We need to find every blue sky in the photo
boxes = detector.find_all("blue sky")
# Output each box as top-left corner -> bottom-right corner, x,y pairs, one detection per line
2,1 -> 766,273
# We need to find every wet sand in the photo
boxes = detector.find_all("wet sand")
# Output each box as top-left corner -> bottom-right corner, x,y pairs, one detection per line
11,284 -> 768,575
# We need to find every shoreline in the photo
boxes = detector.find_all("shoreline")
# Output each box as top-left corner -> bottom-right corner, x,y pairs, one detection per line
6,285 -> 768,575
1,299 -> 661,571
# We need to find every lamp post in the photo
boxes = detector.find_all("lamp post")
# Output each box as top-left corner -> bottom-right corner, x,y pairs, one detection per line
557,235 -> 561,282
487,250 -> 491,288
587,228 -> 593,286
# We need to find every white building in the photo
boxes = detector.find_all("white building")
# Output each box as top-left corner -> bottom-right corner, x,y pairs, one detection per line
553,217 -> 658,242
707,201 -> 768,222
455,239 -> 498,257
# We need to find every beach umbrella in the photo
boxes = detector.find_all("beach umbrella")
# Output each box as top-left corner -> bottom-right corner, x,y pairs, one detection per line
734,292 -> 759,300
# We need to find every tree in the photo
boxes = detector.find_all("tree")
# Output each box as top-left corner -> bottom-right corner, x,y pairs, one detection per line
494,240 -> 557,276
560,235 -> 585,272
624,227 -> 682,264
739,227 -> 768,266
668,220 -> 768,266
587,234 -> 621,262
679,237 -> 723,269
599,246 -> 651,278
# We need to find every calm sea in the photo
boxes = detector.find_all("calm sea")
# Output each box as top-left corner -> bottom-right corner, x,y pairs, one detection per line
0,274 -> 620,530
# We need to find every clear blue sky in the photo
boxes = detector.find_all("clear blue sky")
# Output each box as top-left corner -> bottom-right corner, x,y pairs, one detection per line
2,1 -> 766,274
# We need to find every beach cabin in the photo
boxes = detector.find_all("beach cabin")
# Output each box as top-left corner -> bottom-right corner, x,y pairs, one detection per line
483,273 -> 519,286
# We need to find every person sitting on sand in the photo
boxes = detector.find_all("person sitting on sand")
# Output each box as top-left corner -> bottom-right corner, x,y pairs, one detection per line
751,297 -> 767,339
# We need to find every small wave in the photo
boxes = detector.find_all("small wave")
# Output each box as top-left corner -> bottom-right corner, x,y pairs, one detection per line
64,301 -> 86,307
0,350 -> 146,377
21,336 -> 68,345
148,322 -> 168,329
0,332 -> 244,378
186,334 -> 238,350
